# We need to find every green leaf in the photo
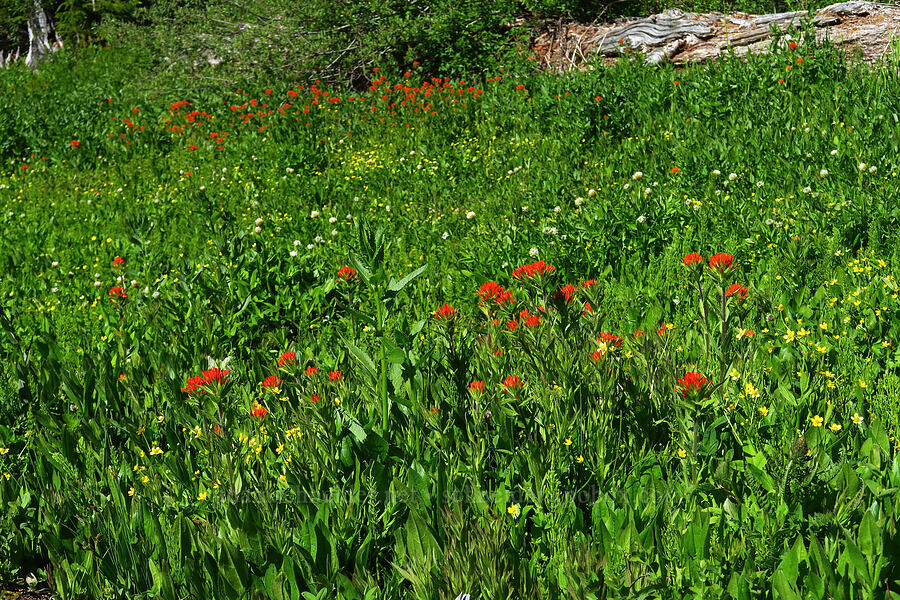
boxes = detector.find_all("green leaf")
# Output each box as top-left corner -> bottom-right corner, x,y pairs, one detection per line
149,558 -> 176,600
858,511 -> 881,556
387,264 -> 427,293
343,336 -> 377,380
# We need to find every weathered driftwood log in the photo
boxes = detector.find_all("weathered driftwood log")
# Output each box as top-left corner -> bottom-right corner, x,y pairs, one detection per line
532,1 -> 900,68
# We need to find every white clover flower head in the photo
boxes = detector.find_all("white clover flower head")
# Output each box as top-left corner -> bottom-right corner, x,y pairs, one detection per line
130,280 -> 138,287
756,181 -> 764,188
644,188 -> 651,195
529,247 -> 539,258
632,172 -> 643,180
293,240 -> 301,246
830,149 -> 838,156
574,197 -> 584,207
819,169 -> 828,177
93,281 -> 101,287
521,205 -> 529,212
289,250 -> 298,257
152,290 -> 160,298
637,215 -> 646,223
385,205 -> 391,212
858,162 -> 867,172
310,210 -> 320,218
329,216 -> 337,223
623,183 -> 631,190
728,173 -> 738,181
712,169 -> 721,176
253,226 -> 261,234
255,217 -> 263,226
553,205 -> 561,213
331,229 -> 338,236
306,244 -> 314,250
51,261 -> 58,268
869,165 -> 877,173
466,211 -> 476,219
442,231 -> 450,240
314,236 -> 324,244
286,167 -> 294,173
802,186 -> 812,194
587,188 -> 597,197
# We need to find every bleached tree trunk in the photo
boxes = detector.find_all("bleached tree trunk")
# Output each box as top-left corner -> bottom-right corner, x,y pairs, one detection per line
24,0 -> 55,68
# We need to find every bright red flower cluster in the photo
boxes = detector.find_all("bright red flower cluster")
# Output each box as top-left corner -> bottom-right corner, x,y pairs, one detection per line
708,253 -> 735,272
435,304 -> 457,320
305,366 -> 318,378
328,371 -> 343,381
262,375 -> 282,388
682,252 -> 704,266
278,351 -> 296,366
112,256 -> 124,268
677,371 -> 709,399
512,260 -> 556,279
108,286 -> 126,300
337,266 -> 356,280
503,375 -> 523,389
181,368 -> 230,395
469,380 -> 485,393
477,281 -> 515,306
554,284 -> 577,303
251,404 -> 268,419
598,332 -> 622,347
725,283 -> 748,299
519,308 -> 541,327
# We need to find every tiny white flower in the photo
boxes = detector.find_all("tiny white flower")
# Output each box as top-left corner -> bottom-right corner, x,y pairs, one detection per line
623,183 -> 631,190
858,162 -> 867,172
521,205 -> 529,212
869,165 -> 877,173
306,244 -> 314,250
632,172 -> 643,180
152,290 -> 160,298
644,188 -> 651,195
442,231 -> 450,240
314,236 -> 324,244
587,188 -> 597,197
289,250 -> 298,257
51,261 -> 58,268
94,281 -> 101,287
255,217 -> 263,226
673,297 -> 680,305
293,240 -> 302,246
310,210 -> 320,218
51,287 -> 58,293
385,205 -> 391,212
574,197 -> 584,207
756,181 -> 764,188
130,280 -> 138,287
830,149 -> 838,156
466,211 -> 476,219
329,216 -> 337,223
637,215 -> 646,223
728,173 -> 738,181
529,247 -> 539,257
331,229 -> 338,236
802,186 -> 812,194
553,205 -> 561,213
286,167 -> 294,173
712,169 -> 721,176
253,226 -> 261,234
819,169 -> 828,177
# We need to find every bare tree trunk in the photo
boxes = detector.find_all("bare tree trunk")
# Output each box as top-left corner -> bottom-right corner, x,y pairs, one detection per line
25,0 -> 55,68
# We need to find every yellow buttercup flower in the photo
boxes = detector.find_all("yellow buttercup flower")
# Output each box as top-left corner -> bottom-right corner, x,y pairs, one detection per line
851,413 -> 865,425
759,406 -> 769,417
127,487 -> 135,496
810,415 -> 824,427
198,491 -> 207,501
829,423 -> 842,433
677,448 -> 687,459
576,455 -> 584,463
564,438 -> 572,446
507,504 -> 520,518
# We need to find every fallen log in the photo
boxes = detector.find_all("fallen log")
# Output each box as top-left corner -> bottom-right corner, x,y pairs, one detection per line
531,1 -> 900,68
